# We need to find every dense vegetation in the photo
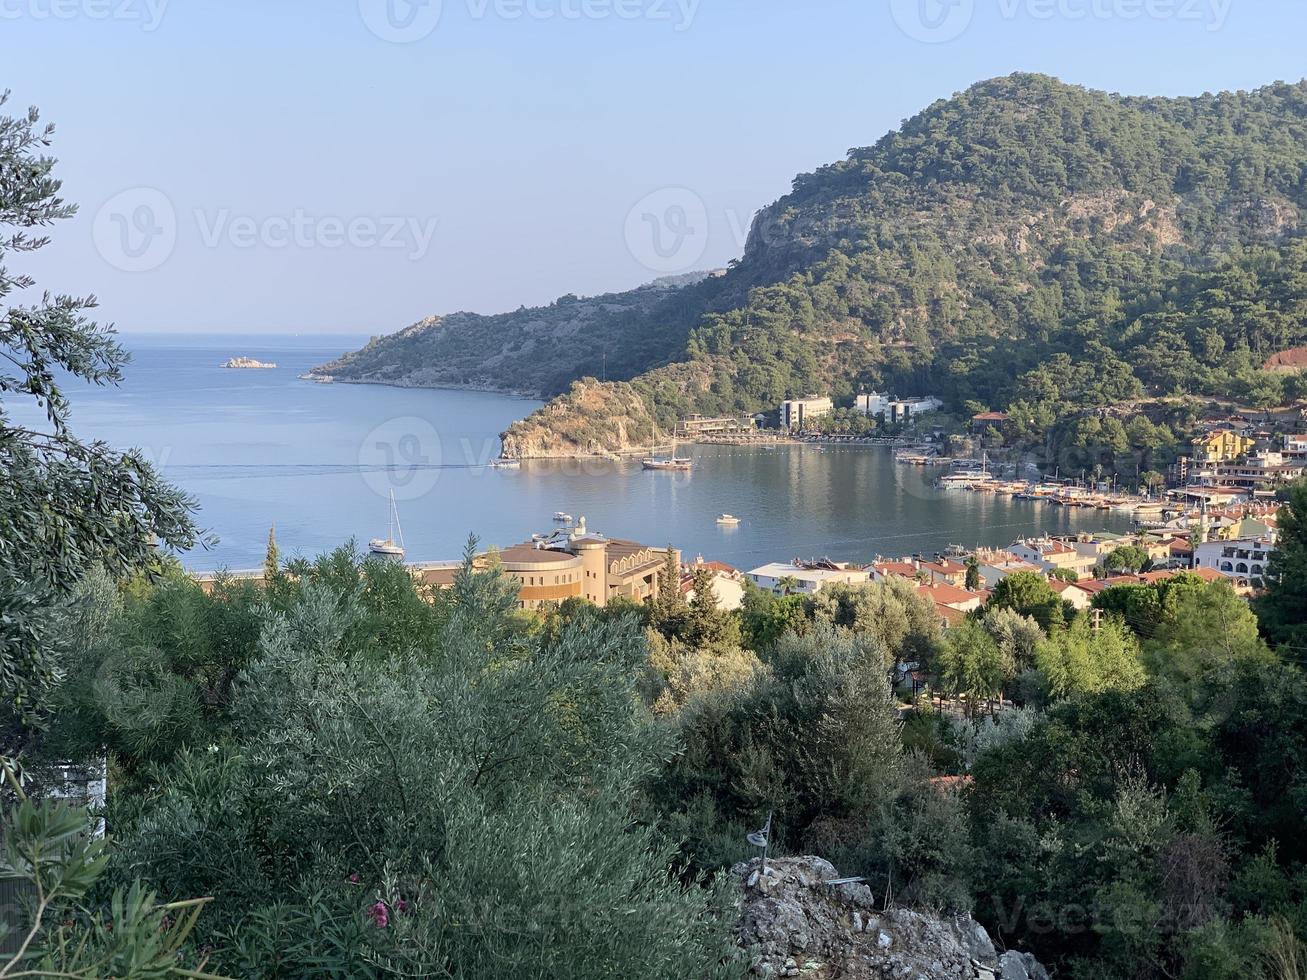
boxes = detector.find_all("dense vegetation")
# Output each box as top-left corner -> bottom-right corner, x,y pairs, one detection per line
330,74 -> 1307,466
8,85 -> 1307,980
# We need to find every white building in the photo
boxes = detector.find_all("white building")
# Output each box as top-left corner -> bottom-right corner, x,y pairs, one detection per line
856,392 -> 890,417
1193,536 -> 1276,590
856,392 -> 943,424
975,556 -> 1043,589
747,561 -> 869,595
780,396 -> 833,430
682,558 -> 746,611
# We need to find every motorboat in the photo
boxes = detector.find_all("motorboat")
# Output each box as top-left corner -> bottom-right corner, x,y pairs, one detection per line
716,514 -> 741,526
553,512 -> 573,523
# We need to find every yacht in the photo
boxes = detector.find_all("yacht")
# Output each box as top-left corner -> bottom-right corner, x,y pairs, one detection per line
553,512 -> 573,523
489,457 -> 520,469
716,514 -> 741,526
368,491 -> 406,560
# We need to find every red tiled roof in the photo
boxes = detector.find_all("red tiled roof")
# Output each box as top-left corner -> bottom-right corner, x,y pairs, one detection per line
875,561 -> 919,579
921,558 -> 967,575
917,583 -> 985,608
1049,579 -> 1092,595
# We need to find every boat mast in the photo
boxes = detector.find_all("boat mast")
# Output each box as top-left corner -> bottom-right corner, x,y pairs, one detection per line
389,489 -> 405,549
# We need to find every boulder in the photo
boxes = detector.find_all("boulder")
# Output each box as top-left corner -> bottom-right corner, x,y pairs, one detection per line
731,856 -> 1050,980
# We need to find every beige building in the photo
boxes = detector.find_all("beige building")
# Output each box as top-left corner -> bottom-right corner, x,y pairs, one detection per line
1007,537 -> 1097,580
413,519 -> 680,611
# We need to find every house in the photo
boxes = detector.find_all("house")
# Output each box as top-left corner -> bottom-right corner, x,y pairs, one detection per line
748,560 -> 869,595
1193,536 -> 1277,591
1007,537 -> 1097,580
975,556 -> 1043,589
916,582 -> 984,613
871,560 -> 923,583
970,411 -> 1009,435
681,557 -> 745,611
779,396 -> 833,430
1049,578 -> 1095,611
1192,429 -> 1256,463
918,557 -> 970,587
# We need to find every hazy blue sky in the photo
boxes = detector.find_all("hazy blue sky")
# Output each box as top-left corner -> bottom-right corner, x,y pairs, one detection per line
3,0 -> 1305,334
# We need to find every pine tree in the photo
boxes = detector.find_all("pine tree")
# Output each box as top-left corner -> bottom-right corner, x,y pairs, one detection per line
264,525 -> 280,582
965,555 -> 981,591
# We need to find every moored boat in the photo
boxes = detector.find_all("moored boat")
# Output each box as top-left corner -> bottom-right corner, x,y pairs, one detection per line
368,490 -> 406,560
642,439 -> 693,471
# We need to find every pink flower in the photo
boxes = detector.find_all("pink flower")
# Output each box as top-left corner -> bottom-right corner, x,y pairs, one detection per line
368,901 -> 389,928
395,898 -> 410,915
348,873 -> 360,884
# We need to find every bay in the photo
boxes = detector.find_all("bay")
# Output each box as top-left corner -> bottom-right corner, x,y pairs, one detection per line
17,333 -> 1132,571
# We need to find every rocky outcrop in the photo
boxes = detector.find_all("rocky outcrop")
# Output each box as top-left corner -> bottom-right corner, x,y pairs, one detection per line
732,856 -> 1048,980
498,378 -> 664,458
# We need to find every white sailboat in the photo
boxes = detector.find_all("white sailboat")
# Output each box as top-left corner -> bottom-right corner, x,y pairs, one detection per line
369,490 -> 406,559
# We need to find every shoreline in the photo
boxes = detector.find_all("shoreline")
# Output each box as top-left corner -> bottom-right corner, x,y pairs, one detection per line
304,374 -> 544,402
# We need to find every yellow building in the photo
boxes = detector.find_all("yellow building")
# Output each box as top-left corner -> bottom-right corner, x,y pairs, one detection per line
1193,429 -> 1255,463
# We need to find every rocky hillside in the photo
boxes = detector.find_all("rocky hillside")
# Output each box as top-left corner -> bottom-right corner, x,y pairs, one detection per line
733,856 -> 1049,980
498,378 -> 662,457
312,272 -> 722,397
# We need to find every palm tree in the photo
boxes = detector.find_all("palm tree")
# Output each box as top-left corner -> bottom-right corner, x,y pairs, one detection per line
777,575 -> 800,596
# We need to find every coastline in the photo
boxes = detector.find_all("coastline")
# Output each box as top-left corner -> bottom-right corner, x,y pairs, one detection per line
304,373 -> 543,402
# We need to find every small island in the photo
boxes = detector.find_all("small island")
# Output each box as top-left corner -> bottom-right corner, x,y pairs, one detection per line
221,357 -> 277,369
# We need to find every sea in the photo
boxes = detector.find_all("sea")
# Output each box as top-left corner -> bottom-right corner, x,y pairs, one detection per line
16,333 -> 1133,572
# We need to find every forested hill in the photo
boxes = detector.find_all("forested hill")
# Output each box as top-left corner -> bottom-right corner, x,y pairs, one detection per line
327,74 -> 1307,456
312,271 -> 727,396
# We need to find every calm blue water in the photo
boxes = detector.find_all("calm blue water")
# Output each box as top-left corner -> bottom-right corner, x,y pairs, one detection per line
15,334 -> 1131,571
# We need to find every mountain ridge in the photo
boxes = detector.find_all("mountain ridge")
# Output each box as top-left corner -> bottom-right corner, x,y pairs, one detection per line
320,73 -> 1307,459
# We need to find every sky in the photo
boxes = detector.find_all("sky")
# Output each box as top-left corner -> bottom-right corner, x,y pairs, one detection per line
3,0 -> 1306,335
